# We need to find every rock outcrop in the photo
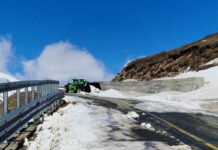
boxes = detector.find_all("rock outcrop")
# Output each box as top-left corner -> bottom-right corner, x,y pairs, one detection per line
113,33 -> 218,81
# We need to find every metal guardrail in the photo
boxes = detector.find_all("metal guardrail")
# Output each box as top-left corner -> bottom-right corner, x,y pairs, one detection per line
0,80 -> 64,143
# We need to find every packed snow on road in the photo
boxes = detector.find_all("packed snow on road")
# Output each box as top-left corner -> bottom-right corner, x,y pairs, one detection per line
25,96 -> 190,150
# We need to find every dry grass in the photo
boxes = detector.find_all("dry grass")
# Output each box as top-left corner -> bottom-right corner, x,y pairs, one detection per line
0,91 -> 39,116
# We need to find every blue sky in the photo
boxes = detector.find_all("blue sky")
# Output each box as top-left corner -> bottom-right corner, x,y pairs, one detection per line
0,0 -> 218,80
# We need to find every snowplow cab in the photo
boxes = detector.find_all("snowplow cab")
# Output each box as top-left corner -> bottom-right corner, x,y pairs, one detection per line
65,79 -> 91,93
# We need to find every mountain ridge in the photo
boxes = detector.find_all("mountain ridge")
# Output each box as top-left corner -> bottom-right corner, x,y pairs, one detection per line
113,33 -> 218,81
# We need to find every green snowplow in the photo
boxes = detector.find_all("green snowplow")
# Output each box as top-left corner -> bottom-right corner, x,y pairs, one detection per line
64,79 -> 91,93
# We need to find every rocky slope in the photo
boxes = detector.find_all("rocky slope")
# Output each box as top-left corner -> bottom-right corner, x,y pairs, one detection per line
113,33 -> 218,81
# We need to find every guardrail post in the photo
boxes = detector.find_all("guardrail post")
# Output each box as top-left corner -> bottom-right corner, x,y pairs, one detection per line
25,87 -> 28,104
39,85 -> 42,97
16,89 -> 20,109
41,85 -> 43,97
37,86 -> 40,98
40,85 -> 42,97
45,84 -> 47,94
46,84 -> 48,95
42,85 -> 44,96
55,84 -> 58,91
48,84 -> 50,93
46,84 -> 49,94
40,85 -> 42,96
44,85 -> 46,95
49,84 -> 51,93
31,86 -> 34,100
3,92 -> 8,115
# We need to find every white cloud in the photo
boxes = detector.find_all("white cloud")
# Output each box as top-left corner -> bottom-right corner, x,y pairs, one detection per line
0,37 -> 13,73
22,41 -> 114,81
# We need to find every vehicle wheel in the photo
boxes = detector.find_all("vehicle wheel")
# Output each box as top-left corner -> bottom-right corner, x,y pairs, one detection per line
73,88 -> 78,93
65,86 -> 69,93
80,86 -> 84,92
84,84 -> 91,93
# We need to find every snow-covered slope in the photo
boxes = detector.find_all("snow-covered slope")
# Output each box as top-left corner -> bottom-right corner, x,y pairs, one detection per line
0,72 -> 18,83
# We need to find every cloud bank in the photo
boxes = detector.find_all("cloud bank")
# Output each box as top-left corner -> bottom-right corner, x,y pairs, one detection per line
0,37 -> 13,73
22,42 -> 114,81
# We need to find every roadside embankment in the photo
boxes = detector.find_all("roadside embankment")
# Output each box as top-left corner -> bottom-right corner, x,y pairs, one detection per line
99,77 -> 205,93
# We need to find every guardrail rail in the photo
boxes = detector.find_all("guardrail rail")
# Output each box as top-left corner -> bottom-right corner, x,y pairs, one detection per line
0,80 -> 64,144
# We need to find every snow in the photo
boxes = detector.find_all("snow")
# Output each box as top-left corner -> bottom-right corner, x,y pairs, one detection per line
122,79 -> 138,82
172,66 -> 218,83
92,89 -> 125,98
27,96 -> 191,150
204,57 -> 218,66
0,72 -> 18,83
126,111 -> 139,120
89,66 -> 218,115
27,96 -> 143,150
141,123 -> 155,131
90,85 -> 101,93
90,89 -> 203,114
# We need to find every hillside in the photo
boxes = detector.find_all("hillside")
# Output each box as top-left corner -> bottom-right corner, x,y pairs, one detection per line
113,33 -> 218,81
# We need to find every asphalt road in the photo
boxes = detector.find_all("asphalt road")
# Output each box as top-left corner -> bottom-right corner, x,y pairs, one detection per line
69,94 -> 218,150
153,112 -> 218,147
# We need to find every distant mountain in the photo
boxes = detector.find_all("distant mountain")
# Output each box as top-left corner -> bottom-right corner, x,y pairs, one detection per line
0,72 -> 18,83
113,33 -> 218,81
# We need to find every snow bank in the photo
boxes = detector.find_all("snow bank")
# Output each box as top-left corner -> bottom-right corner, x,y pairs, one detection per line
28,103 -> 99,150
90,89 -> 203,113
92,89 -> 125,98
122,79 -> 138,82
141,123 -> 155,131
173,66 -> 218,83
27,96 -> 145,150
135,66 -> 218,113
90,85 -> 101,93
205,57 -> 218,66
126,111 -> 139,120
